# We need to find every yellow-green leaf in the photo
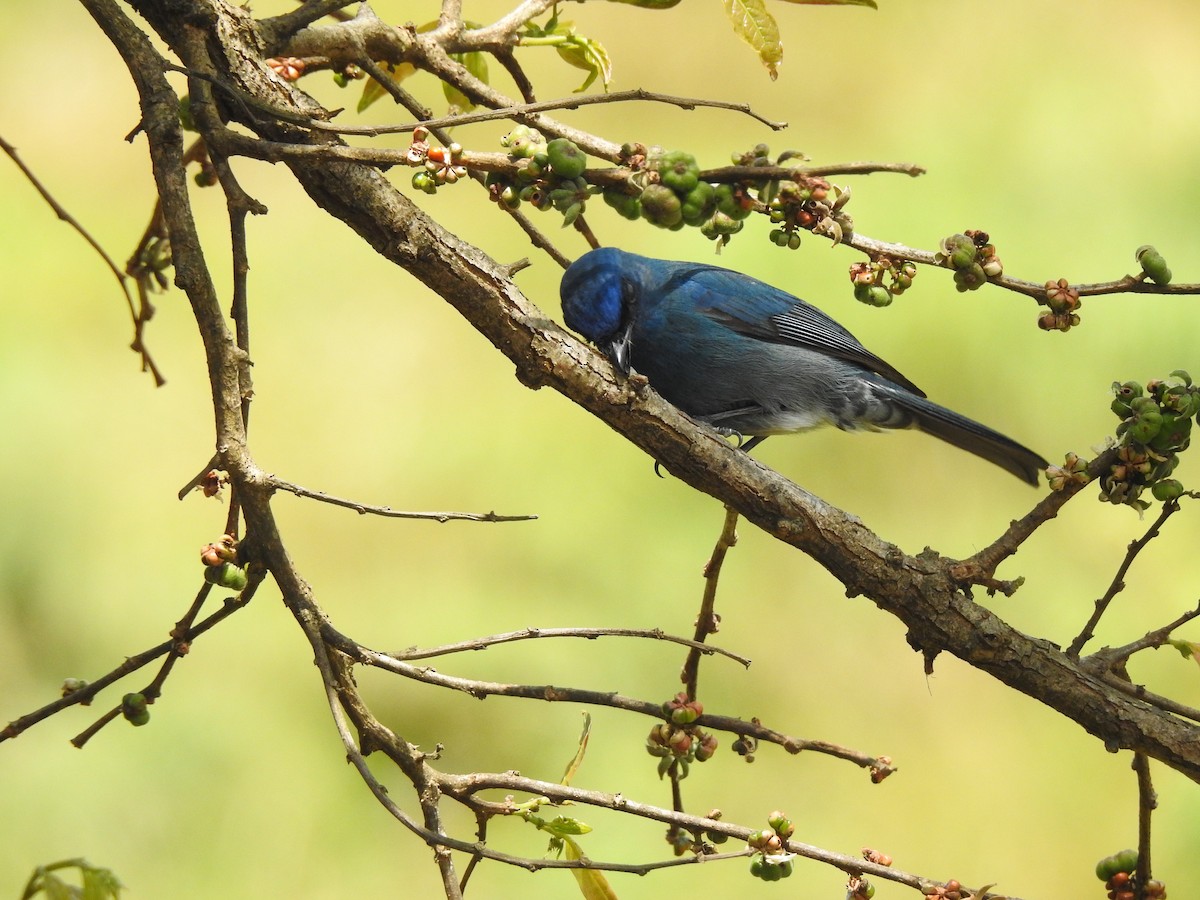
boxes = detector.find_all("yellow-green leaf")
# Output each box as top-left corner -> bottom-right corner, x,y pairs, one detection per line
545,815 -> 593,836
1169,639 -> 1200,667
357,20 -> 433,113
563,837 -> 619,900
561,713 -> 592,786
723,0 -> 783,80
444,50 -> 489,112
556,35 -> 613,93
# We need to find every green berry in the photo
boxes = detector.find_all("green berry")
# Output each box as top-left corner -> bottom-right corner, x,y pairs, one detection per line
500,125 -> 546,158
700,211 -> 743,240
1125,398 -> 1163,444
953,262 -> 987,291
1150,410 -> 1191,451
122,692 -> 150,727
1136,245 -> 1172,285
854,283 -> 893,307
939,233 -> 978,269
1111,381 -> 1145,417
411,171 -> 437,194
499,185 -> 521,209
602,188 -> 641,220
178,95 -> 196,132
1113,848 -> 1139,875
714,183 -> 752,220
669,706 -> 699,726
546,138 -> 586,179
657,149 -> 700,193
1151,479 -> 1184,501
640,184 -> 683,228
204,562 -> 248,591
680,181 -> 716,225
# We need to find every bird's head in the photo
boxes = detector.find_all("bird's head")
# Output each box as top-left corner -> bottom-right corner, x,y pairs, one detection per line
560,247 -> 635,373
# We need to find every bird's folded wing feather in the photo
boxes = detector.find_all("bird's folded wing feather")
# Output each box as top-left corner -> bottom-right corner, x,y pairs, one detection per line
665,266 -> 926,397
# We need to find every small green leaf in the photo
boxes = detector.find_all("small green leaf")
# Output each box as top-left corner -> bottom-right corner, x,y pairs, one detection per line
357,63 -> 418,113
358,74 -> 389,113
563,837 -> 619,900
556,35 -> 613,93
1169,639 -> 1200,665
545,815 -> 593,837
444,50 -> 489,112
561,713 -> 592,786
40,874 -> 74,900
81,866 -> 122,900
723,0 -> 783,80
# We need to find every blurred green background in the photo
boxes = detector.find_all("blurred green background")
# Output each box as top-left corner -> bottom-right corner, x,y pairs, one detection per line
3,2 -> 1200,897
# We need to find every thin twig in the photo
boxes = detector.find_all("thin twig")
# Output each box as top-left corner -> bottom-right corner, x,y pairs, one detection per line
1088,600 -> 1200,666
1066,499 -> 1181,658
391,626 -> 751,666
493,48 -> 536,104
269,475 -> 537,522
202,121 -> 265,538
846,232 -> 1200,298
314,613 -> 790,881
951,448 -> 1117,588
396,89 -> 787,136
440,770 -> 1001,894
1133,751 -> 1156,894
699,161 -> 925,181
72,577 -> 261,748
1,133 -> 166,384
185,76 -> 785,141
357,58 -> 432,121
1,585 -> 254,744
682,506 -> 740,699
326,624 -> 868,763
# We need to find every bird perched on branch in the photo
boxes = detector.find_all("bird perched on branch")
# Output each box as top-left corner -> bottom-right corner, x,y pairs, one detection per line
559,247 -> 1048,485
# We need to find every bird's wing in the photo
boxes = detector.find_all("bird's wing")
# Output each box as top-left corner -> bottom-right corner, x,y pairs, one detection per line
665,265 -> 926,397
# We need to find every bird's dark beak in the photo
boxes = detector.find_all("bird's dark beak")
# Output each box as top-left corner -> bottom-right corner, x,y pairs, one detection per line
605,320 -> 634,376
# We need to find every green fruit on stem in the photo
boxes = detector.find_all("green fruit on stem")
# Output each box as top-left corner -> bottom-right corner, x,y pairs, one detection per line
640,184 -> 683,228
122,692 -> 150,727
546,138 -> 586,179
204,562 -> 248,591
680,181 -> 716,225
1113,848 -> 1139,875
602,188 -> 641,220
1136,245 -> 1172,285
657,149 -> 700,193
714,184 -> 751,220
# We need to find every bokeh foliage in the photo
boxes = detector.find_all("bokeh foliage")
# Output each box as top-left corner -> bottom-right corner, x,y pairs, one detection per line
3,1 -> 1200,897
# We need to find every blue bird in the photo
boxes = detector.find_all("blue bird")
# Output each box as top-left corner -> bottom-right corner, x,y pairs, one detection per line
559,247 -> 1048,484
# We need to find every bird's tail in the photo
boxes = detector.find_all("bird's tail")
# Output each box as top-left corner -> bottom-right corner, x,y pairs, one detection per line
874,383 -> 1049,485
